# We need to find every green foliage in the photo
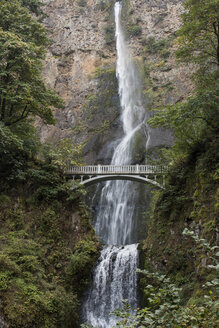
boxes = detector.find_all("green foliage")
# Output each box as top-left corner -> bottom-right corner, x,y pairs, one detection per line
104,26 -> 115,44
11,120 -> 41,156
148,0 -> 219,164
26,163 -> 85,203
96,0 -> 107,11
0,1 -> 48,46
20,0 -> 45,16
127,24 -> 142,37
0,189 -> 98,327
43,138 -> 84,169
176,0 -> 219,66
0,231 -> 80,328
113,231 -> 219,328
0,0 -> 64,127
82,65 -> 119,133
0,122 -> 27,183
143,36 -> 170,56
0,1 -> 98,326
66,239 -> 99,295
149,76 -> 219,158
77,0 -> 87,7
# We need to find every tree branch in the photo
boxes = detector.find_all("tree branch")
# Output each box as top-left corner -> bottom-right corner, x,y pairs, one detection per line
212,21 -> 219,37
8,104 -> 14,117
1,98 -> 6,121
5,105 -> 30,126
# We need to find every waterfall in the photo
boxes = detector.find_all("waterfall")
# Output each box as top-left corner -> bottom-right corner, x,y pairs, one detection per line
95,1 -> 149,246
83,244 -> 138,328
83,2 -> 150,327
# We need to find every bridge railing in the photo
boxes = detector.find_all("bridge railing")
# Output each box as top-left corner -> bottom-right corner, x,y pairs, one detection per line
65,165 -> 168,175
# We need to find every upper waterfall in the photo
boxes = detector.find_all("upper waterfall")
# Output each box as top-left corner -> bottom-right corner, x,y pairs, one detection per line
115,2 -> 146,136
94,1 -> 150,245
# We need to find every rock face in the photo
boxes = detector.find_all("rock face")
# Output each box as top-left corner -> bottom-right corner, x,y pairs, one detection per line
40,0 -> 190,163
40,0 -> 118,163
0,317 -> 8,328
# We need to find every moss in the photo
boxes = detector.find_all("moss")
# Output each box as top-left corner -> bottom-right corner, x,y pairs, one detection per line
82,64 -> 120,132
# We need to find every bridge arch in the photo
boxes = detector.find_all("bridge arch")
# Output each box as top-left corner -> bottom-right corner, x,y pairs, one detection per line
80,175 -> 164,189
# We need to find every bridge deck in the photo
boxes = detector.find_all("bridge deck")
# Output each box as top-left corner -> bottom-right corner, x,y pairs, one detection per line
65,165 -> 168,176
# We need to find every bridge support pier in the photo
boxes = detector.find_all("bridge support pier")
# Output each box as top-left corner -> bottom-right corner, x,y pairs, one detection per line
80,175 -> 84,183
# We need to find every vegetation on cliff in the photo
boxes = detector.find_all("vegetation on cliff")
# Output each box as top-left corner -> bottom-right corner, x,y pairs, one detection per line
0,1 -> 99,327
115,230 -> 219,327
0,182 -> 99,328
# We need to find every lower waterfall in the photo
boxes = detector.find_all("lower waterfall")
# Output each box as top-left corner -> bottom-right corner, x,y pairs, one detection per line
83,245 -> 138,328
83,1 -> 150,326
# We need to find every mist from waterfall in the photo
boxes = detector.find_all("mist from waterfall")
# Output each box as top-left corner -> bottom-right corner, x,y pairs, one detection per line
83,2 -> 150,327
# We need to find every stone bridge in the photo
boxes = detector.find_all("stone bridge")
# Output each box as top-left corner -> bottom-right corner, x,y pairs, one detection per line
65,165 -> 168,189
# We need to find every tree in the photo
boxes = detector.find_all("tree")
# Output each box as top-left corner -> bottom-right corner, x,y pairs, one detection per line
43,138 -> 85,169
0,0 -> 64,126
176,0 -> 219,67
19,0 -> 45,16
149,74 -> 219,158
0,1 -> 48,46
148,0 -> 219,161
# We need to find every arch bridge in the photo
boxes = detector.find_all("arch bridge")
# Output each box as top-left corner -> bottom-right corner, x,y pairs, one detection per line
65,165 -> 168,189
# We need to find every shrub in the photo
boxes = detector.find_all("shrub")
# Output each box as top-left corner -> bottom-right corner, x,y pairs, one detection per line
77,0 -> 87,7
66,239 -> 99,294
104,25 -> 115,44
144,36 -> 169,55
127,24 -> 142,37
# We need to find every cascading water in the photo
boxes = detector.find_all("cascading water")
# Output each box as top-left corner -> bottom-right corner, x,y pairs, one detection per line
95,1 -> 150,246
84,244 -> 138,328
83,2 -> 150,327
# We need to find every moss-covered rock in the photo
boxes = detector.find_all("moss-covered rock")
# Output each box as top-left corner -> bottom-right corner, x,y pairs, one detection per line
0,165 -> 99,328
81,64 -> 121,163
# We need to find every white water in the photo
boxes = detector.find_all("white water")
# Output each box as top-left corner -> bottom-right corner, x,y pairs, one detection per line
83,2 -> 150,327
83,244 -> 138,328
95,1 -> 149,246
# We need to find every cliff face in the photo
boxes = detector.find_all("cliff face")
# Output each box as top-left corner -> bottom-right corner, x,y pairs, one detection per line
40,0 -> 190,164
39,0 -> 117,163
